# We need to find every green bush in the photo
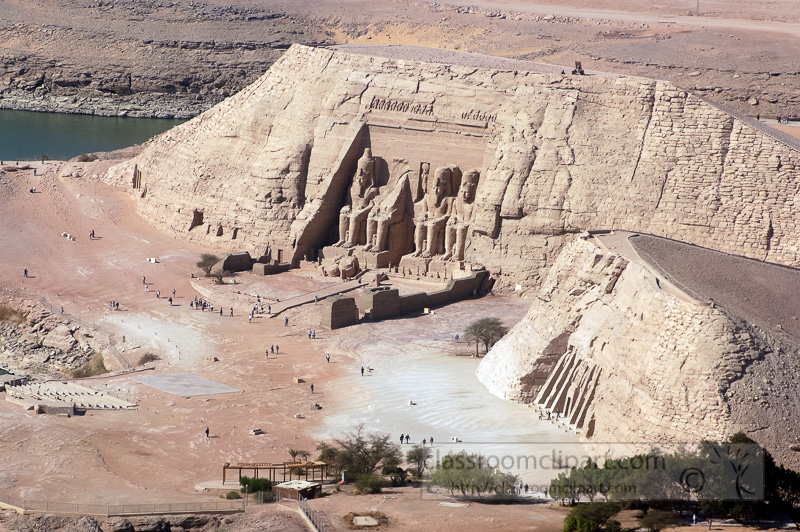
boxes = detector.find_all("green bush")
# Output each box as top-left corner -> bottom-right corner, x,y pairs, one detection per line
71,352 -> 108,378
252,490 -> 276,504
240,476 -> 272,493
355,473 -> 387,494
76,153 -> 99,162
639,509 -> 679,532
225,491 -> 242,499
564,503 -> 623,532
137,352 -> 160,365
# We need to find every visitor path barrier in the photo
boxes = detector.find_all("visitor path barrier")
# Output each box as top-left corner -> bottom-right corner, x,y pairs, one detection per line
0,491 -> 243,516
299,496 -> 337,532
277,491 -> 337,532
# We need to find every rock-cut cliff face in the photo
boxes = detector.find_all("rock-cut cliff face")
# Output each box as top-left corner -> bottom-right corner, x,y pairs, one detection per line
476,236 -> 765,446
104,44 -> 800,292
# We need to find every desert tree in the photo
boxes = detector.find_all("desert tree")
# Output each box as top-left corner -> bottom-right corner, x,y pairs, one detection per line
196,253 -> 220,276
316,424 -> 402,481
406,445 -> 433,478
464,317 -> 508,357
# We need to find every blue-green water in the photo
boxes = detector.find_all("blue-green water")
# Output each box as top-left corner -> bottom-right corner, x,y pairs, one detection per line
0,109 -> 187,161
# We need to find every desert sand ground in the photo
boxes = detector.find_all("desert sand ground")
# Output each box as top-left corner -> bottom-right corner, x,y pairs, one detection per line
0,159 -> 581,529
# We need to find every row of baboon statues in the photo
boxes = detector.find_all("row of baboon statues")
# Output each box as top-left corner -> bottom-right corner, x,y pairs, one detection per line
334,148 -> 479,262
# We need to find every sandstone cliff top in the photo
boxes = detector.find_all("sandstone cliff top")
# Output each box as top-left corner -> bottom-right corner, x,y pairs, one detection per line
330,43 -> 617,76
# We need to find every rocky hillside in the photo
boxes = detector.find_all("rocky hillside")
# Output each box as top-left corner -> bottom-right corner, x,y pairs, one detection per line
476,235 -> 800,469
0,295 -> 112,380
105,45 -> 800,294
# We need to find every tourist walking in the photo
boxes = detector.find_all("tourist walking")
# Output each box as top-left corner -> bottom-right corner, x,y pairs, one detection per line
205,427 -> 209,438
310,383 -> 314,394
142,275 -> 146,284
326,354 -> 330,363
23,268 -> 28,278
156,290 -> 160,298
361,366 -> 364,376
284,316 -> 289,327
230,308 -> 233,317
168,297 -> 173,306
270,345 -> 274,354
430,436 -> 434,446
275,345 -> 279,354
312,330 -> 316,339
400,434 -> 404,444
405,435 -> 410,444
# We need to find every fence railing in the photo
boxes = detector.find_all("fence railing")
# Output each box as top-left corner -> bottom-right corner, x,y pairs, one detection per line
0,492 -> 244,517
299,496 -> 337,532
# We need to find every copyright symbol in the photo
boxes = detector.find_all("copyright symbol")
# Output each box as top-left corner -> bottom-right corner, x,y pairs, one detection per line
681,468 -> 705,493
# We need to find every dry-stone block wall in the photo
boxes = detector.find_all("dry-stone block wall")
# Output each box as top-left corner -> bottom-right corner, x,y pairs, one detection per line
105,45 -> 800,293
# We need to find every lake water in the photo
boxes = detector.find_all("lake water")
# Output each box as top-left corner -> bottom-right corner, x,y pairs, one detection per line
0,109 -> 187,161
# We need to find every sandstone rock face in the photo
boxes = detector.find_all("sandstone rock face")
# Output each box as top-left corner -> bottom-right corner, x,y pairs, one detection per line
476,237 -> 763,445
0,298 -> 105,379
105,44 -> 800,293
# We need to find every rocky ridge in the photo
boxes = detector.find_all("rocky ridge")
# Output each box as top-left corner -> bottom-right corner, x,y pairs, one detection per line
104,44 -> 800,294
476,235 -> 799,468
0,295 -> 110,380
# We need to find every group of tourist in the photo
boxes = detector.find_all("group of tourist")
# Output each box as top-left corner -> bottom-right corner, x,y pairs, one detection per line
265,345 -> 280,357
399,433 -> 434,446
190,296 -> 217,312
538,410 -> 560,421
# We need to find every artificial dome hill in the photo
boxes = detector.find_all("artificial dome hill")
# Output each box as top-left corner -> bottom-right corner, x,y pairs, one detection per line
103,44 -> 800,466
106,44 -> 800,292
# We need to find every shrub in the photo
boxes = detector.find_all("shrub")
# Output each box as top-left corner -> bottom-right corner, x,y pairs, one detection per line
355,473 -> 387,494
71,352 -> 108,378
76,153 -> 99,162
225,491 -> 241,499
137,352 -> 160,365
564,503 -> 623,532
252,490 -> 276,504
240,476 -> 272,493
639,509 -> 679,532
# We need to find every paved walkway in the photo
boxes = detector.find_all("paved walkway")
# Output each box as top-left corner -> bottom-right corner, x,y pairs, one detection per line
266,273 -> 372,317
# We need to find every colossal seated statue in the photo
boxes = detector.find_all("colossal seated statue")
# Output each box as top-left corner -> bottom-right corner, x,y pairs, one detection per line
364,172 -> 411,253
443,169 -> 479,262
335,148 -> 380,248
412,165 -> 460,258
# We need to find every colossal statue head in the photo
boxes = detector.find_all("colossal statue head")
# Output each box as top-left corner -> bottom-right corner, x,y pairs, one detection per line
460,169 -> 480,204
432,165 -> 452,201
356,148 -> 376,189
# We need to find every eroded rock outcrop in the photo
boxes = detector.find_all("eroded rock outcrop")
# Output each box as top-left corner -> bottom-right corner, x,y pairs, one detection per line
475,236 -> 799,459
105,44 -> 800,293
